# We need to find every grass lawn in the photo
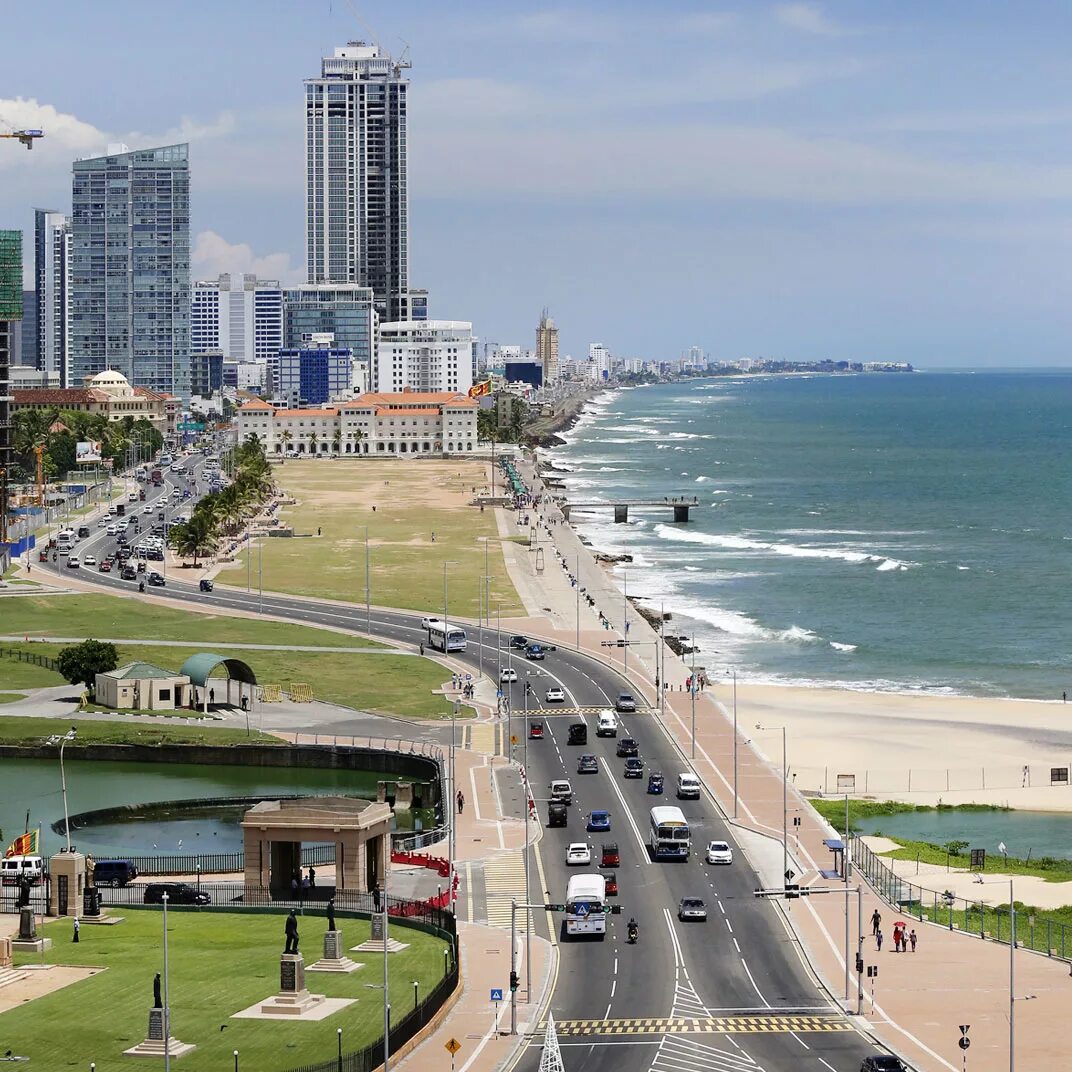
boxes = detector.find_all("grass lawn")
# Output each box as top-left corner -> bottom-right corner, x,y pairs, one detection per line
10,909 -> 449,1071
0,653 -> 65,689
0,641 -> 454,720
231,459 -> 523,618
4,593 -> 386,649
0,715 -> 282,746
0,690 -> 27,704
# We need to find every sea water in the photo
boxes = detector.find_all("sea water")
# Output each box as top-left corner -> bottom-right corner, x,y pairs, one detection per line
551,371 -> 1072,699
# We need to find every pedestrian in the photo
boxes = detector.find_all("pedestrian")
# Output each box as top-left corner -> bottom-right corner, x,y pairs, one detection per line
209,687 -> 215,705
302,874 -> 311,893
457,790 -> 465,814
892,923 -> 902,952
431,531 -> 436,542
73,916 -> 80,943
876,928 -> 883,952
317,526 -> 321,536
871,908 -> 882,935
419,642 -> 425,656
1065,691 -> 1068,703
909,928 -> 917,953
308,867 -> 316,887
291,873 -> 299,897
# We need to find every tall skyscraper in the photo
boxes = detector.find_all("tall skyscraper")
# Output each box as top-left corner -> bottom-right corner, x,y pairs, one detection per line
34,209 -> 71,385
536,309 -> 559,383
191,273 -> 283,363
305,42 -> 410,322
70,143 -> 191,398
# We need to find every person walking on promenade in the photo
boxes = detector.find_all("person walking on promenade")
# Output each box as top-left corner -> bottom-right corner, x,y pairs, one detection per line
871,908 -> 882,935
909,929 -> 917,953
457,790 -> 465,814
876,927 -> 883,952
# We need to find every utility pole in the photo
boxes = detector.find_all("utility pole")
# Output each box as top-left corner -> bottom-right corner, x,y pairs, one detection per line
689,631 -> 697,759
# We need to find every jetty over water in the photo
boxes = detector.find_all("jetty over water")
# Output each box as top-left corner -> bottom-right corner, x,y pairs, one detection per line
561,496 -> 700,523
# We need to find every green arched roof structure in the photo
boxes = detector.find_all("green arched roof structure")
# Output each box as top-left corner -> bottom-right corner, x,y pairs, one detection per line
180,653 -> 258,688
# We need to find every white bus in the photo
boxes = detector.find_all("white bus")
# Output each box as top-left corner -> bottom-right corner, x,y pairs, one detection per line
427,621 -> 467,652
649,806 -> 691,860
564,874 -> 607,938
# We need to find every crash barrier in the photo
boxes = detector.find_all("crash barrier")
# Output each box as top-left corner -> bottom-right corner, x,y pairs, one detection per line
391,849 -> 451,877
260,684 -> 283,702
288,682 -> 313,702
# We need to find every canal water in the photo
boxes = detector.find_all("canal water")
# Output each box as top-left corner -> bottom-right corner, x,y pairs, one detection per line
2,758 -> 430,857
855,809 -> 1072,861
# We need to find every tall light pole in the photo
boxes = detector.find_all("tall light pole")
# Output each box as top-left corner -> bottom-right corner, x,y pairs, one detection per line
46,728 -> 77,851
731,669 -> 738,819
364,526 -> 371,637
756,722 -> 789,888
975,875 -> 1021,1072
622,569 -> 629,674
162,890 -> 171,1072
443,559 -> 458,906
522,678 -> 533,1000
689,632 -> 697,759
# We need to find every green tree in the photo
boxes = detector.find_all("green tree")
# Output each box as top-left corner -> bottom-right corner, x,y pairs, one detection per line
56,640 -> 119,697
169,513 -> 219,566
332,427 -> 342,455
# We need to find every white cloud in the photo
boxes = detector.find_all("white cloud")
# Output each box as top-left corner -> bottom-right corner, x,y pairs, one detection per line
191,230 -> 301,283
775,3 -> 855,36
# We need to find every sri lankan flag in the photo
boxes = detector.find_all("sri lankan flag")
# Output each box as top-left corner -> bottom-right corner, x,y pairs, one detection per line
5,829 -> 39,858
468,380 -> 492,398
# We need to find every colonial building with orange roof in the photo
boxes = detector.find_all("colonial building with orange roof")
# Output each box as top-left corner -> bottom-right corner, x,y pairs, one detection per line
236,387 -> 478,456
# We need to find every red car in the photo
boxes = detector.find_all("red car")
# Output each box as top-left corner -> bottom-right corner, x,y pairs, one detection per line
600,843 -> 620,868
98,559 -> 113,572
528,721 -> 544,740
602,871 -> 619,896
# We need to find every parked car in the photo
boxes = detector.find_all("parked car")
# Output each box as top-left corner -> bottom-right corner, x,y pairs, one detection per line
705,840 -> 734,865
545,686 -> 565,703
509,635 -> 528,650
616,737 -> 639,757
500,667 -> 518,683
143,882 -> 211,906
647,772 -> 665,794
93,859 -> 139,887
615,693 -> 637,713
547,802 -> 568,828
577,754 -> 598,774
587,810 -> 611,832
600,843 -> 620,867
528,721 -> 544,740
623,758 -> 644,778
565,843 -> 592,867
567,723 -> 588,746
678,897 -> 708,922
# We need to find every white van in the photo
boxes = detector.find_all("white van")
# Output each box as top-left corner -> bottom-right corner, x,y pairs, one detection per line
0,855 -> 45,886
676,773 -> 701,800
595,711 -> 618,738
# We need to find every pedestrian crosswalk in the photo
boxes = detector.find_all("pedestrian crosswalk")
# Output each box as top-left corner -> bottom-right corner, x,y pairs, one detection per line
482,852 -> 532,931
547,1016 -> 851,1036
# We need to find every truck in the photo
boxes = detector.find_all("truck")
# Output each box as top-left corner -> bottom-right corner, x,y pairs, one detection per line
151,468 -> 163,486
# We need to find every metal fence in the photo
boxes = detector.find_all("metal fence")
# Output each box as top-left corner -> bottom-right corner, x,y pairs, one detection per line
852,836 -> 1072,960
101,842 -> 339,878
797,762 -> 1072,795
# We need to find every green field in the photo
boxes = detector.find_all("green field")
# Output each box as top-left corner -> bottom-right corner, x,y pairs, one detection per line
0,641 -> 455,720
0,714 -> 282,746
4,593 -> 386,649
10,909 -> 449,1071
0,691 -> 27,704
231,459 -> 523,617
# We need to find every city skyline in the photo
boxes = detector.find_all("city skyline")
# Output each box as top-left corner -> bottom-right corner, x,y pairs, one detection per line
3,2 -> 1072,365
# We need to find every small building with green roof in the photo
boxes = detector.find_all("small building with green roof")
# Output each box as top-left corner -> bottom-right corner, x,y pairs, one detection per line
95,661 -> 192,712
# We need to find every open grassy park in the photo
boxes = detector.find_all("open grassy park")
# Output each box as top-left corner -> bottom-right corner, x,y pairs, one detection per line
9,909 -> 450,1071
0,713 -> 282,746
229,459 -> 523,617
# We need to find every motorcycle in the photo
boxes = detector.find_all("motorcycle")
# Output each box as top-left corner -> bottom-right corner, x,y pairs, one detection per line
627,921 -> 639,945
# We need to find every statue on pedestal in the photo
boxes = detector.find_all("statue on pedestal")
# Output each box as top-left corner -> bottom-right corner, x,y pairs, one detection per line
284,909 -> 299,954
326,898 -> 336,932
15,874 -> 31,909
153,973 -> 162,1009
86,855 -> 96,889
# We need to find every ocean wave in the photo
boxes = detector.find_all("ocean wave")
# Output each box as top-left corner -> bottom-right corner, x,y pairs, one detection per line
829,641 -> 857,652
652,525 -> 919,570
775,528 -> 927,537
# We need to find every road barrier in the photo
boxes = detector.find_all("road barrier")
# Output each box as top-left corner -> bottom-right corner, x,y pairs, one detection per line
288,681 -> 313,702
260,683 -> 283,702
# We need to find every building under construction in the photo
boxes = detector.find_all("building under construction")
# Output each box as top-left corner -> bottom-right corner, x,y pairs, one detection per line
0,229 -> 23,566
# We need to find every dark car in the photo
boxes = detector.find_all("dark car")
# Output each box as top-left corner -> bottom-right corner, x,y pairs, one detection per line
600,843 -> 620,867
615,693 -> 637,713
567,723 -> 588,746
147,549 -> 164,561
624,758 -> 644,778
77,525 -> 91,538
860,1058 -> 908,1072
509,635 -> 528,650
548,802 -> 568,828
143,882 -> 210,906
577,754 -> 598,774
616,737 -> 639,757
602,871 -> 619,896
647,772 -> 665,794
199,578 -> 214,592
120,565 -> 137,580
146,571 -> 166,587
525,643 -> 545,660
93,859 -> 139,887
528,721 -> 544,740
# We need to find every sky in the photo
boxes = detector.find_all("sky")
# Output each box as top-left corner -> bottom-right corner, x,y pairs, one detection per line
3,1 -> 1072,366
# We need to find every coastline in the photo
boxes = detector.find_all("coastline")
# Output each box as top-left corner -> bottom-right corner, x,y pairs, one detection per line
528,387 -> 1072,814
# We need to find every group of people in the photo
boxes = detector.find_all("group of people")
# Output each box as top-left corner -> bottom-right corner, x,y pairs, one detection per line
871,909 -> 917,953
290,867 -> 317,896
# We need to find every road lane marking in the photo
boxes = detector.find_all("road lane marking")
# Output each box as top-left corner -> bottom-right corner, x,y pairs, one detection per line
737,959 -> 769,1007
544,1016 -> 852,1036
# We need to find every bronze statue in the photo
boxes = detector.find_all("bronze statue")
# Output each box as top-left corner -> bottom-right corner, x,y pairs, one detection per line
326,897 -> 336,932
284,909 -> 299,954
85,855 -> 96,889
153,973 -> 162,1008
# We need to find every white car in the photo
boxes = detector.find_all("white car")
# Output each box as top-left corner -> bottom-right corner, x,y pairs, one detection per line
500,667 -> 518,683
66,555 -> 80,569
97,516 -> 109,528
127,492 -> 138,502
545,686 -> 565,703
82,555 -> 97,567
705,840 -> 733,865
565,843 -> 592,867
142,504 -> 154,514
106,524 -> 119,535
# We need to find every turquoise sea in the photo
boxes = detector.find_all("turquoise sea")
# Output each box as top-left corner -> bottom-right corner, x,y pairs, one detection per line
549,371 -> 1072,699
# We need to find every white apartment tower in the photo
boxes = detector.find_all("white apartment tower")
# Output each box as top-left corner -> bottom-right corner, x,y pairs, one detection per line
306,42 -> 410,323
34,209 -> 71,386
191,274 -> 284,363
376,320 -> 473,395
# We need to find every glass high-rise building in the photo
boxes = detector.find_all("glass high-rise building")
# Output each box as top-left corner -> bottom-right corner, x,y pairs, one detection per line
283,284 -> 376,365
0,230 -> 22,495
70,143 -> 191,398
305,43 -> 410,323
34,209 -> 71,385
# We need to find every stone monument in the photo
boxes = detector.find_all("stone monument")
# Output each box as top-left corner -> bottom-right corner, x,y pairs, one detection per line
123,972 -> 196,1059
258,913 -> 326,1015
47,850 -> 85,918
12,907 -> 52,954
307,899 -> 360,974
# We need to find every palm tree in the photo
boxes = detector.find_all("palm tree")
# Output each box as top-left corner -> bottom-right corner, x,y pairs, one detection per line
332,427 -> 343,456
169,514 -> 218,567
279,429 -> 293,459
353,429 -> 365,457
309,431 -> 319,456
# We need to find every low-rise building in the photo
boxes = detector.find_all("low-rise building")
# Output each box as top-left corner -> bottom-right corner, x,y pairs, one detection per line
95,661 -> 192,712
236,387 -> 478,456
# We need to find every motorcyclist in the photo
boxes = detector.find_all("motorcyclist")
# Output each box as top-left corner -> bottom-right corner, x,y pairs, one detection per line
627,917 -> 638,943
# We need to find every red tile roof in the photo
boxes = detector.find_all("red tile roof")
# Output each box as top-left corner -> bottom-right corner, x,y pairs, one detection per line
238,399 -> 273,411
374,407 -> 444,416
13,388 -> 111,405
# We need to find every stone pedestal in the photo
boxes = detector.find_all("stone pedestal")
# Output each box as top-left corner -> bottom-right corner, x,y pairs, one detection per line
47,851 -> 85,917
258,954 -> 327,1016
11,908 -> 52,954
307,930 -> 361,973
0,936 -> 11,968
123,1008 -> 197,1059
83,888 -> 102,918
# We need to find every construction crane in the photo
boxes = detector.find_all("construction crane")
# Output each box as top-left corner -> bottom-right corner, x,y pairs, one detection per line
0,127 -> 44,150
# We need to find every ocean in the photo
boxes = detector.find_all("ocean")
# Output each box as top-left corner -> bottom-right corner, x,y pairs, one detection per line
548,371 -> 1072,700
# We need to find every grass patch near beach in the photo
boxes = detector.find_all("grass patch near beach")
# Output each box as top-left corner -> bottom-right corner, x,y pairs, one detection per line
229,459 -> 523,617
10,909 -> 448,1072
0,715 -> 281,746
871,836 -> 1072,884
811,798 -> 1008,832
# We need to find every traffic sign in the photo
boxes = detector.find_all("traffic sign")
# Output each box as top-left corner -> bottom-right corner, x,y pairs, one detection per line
959,1038 -> 970,1051
784,868 -> 795,882
960,1026 -> 970,1035
445,1039 -> 462,1055
465,673 -> 472,681
490,988 -> 503,1002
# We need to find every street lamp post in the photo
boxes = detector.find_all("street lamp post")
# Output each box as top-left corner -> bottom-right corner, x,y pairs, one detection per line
337,1026 -> 343,1072
689,632 -> 697,759
975,876 -> 1020,1072
46,728 -> 77,852
364,526 -> 371,637
731,669 -> 738,820
756,722 -> 789,889
162,891 -> 171,1072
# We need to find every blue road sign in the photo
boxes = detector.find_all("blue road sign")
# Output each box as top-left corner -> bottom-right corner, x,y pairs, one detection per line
490,988 -> 503,1002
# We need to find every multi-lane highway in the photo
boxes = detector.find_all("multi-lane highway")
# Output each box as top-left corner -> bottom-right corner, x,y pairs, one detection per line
33,455 -> 886,1072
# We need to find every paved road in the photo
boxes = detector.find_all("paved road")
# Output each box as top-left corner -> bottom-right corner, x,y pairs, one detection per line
32,457 -> 884,1072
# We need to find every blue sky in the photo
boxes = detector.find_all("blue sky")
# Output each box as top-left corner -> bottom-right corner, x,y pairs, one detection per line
3,1 -> 1072,366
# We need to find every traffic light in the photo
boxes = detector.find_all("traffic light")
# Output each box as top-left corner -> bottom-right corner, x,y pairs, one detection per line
785,884 -> 800,899
509,970 -> 519,993
544,903 -> 566,912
